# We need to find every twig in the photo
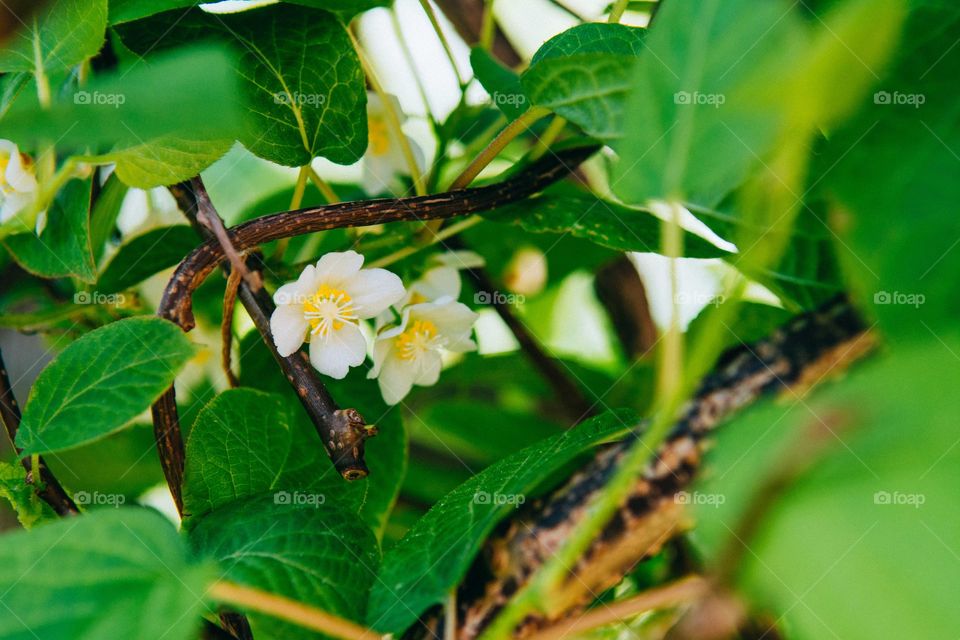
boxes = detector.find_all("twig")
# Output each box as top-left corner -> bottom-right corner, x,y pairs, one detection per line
594,256 -> 658,360
192,183 -> 262,292
433,0 -> 522,67
208,580 -> 382,640
221,268 -> 241,389
524,576 -> 707,640
0,349 -> 79,516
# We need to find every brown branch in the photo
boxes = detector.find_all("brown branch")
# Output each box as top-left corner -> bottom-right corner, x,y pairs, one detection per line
594,256 -> 658,360
0,349 -> 79,516
450,237 -> 595,423
159,146 -> 595,332
407,297 -> 872,639
433,0 -> 522,67
221,268 -> 242,389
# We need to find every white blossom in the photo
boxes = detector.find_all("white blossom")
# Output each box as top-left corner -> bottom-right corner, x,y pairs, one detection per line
270,251 -> 405,379
369,298 -> 478,405
362,92 -> 424,195
0,139 -> 38,225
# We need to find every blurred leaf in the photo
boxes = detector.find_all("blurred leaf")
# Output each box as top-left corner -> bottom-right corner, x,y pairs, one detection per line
103,136 -> 233,189
117,4 -> 367,166
0,461 -> 55,529
96,225 -> 198,294
613,0 -> 803,206
0,507 -> 214,640
483,186 -> 730,259
190,495 -> 380,639
0,0 -> 107,73
16,317 -> 195,455
521,23 -> 646,141
470,47 -> 527,119
0,71 -> 29,117
820,0 -> 960,341
238,333 -> 407,538
366,409 -> 637,634
4,177 -> 96,281
692,338 -> 960,638
0,45 -> 247,149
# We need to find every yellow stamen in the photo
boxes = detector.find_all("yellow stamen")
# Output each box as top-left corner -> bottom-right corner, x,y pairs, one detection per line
395,319 -> 439,361
303,284 -> 357,338
368,116 -> 391,156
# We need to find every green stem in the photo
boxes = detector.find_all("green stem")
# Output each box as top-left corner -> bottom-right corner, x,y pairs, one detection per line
368,215 -> 483,269
480,0 -> 496,51
448,106 -> 550,191
306,166 -> 340,204
349,28 -> 427,197
290,165 -> 309,210
528,115 -> 567,162
608,0 -> 631,23
658,201 -> 684,401
419,0 -> 466,87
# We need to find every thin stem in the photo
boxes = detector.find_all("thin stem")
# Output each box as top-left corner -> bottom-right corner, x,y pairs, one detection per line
528,115 -> 567,162
307,166 -> 340,204
608,0 -> 631,23
658,201 -> 684,402
368,215 -> 482,268
419,0 -> 466,87
479,0 -> 496,50
275,166 -> 312,261
444,589 -> 457,640
448,106 -> 550,191
349,28 -> 427,197
523,576 -> 707,640
390,7 -> 441,133
208,581 -> 381,640
221,269 -> 242,389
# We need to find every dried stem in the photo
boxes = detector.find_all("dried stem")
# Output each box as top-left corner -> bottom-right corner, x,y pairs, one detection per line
0,349 -> 79,516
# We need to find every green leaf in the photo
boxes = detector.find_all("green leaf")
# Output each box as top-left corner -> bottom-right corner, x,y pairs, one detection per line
16,317 -> 195,455
117,4 -> 367,166
0,462 -> 55,529
0,507 -> 215,640
366,409 -> 637,634
96,225 -> 198,294
470,47 -> 528,120
692,338 -> 960,638
89,172 -> 129,263
190,495 -> 380,639
521,23 -> 645,141
612,0 -> 804,206
0,0 -> 107,73
182,388 -> 297,521
0,45 -> 247,149
4,177 -> 96,282
103,136 -> 233,189
108,0 -> 391,24
820,0 -> 960,341
237,335 -> 407,538
483,186 -> 730,260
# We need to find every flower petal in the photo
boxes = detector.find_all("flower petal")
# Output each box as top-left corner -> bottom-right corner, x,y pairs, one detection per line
412,266 -> 461,302
270,304 -> 309,357
413,300 -> 479,352
414,350 -> 443,387
315,250 -> 364,285
377,353 -> 417,405
309,322 -> 367,379
274,264 -> 318,306
345,268 -> 406,318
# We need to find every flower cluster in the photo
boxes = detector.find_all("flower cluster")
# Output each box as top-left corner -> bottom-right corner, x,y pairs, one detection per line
270,250 -> 480,405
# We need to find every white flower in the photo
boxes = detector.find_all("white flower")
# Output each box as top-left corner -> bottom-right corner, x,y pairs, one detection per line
270,251 -> 405,379
369,298 -> 479,405
0,139 -> 38,224
363,92 -> 424,195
